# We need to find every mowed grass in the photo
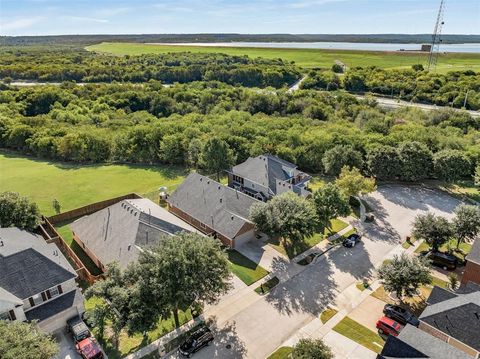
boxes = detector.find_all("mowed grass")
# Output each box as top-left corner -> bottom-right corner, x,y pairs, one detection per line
227,249 -> 269,285
333,317 -> 385,354
266,347 -> 293,359
0,151 -> 188,216
87,42 -> 480,72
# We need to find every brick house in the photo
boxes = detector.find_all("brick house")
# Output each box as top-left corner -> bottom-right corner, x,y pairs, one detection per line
0,227 -> 84,333
462,239 -> 480,286
226,154 -> 311,201
167,172 -> 261,248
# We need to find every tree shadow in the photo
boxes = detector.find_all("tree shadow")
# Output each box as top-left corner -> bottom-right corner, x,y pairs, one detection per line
205,317 -> 248,358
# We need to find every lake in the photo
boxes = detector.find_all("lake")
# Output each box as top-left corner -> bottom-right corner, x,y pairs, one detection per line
149,42 -> 480,53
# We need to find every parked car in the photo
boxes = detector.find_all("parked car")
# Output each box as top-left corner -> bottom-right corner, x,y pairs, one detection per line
376,316 -> 402,337
421,250 -> 457,270
383,304 -> 419,327
178,326 -> 214,357
343,233 -> 362,248
75,338 -> 104,359
67,315 -> 91,343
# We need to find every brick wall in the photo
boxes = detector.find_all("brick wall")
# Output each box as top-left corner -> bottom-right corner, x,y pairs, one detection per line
461,261 -> 480,286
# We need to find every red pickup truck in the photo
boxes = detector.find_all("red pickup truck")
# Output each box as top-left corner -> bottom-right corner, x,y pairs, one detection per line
75,337 -> 104,359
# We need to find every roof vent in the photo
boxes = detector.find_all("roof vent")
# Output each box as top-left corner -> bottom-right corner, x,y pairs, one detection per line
127,244 -> 132,251
218,185 -> 221,190
0,240 -> 3,247
200,177 -> 203,181
231,215 -> 234,220
207,180 -> 210,184
220,198 -> 223,203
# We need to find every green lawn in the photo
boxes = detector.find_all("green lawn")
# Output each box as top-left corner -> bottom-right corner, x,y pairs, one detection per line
415,238 -> 473,262
320,307 -> 338,324
87,42 -> 480,72
266,347 -> 293,359
333,317 -> 385,354
269,218 -> 349,258
254,276 -> 280,295
227,250 -> 269,285
0,151 -> 187,216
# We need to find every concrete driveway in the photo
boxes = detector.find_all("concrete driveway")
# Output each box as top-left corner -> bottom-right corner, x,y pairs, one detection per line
53,329 -> 81,359
348,296 -> 386,332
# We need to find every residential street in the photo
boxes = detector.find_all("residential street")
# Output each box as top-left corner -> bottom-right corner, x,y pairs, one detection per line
162,184 -> 462,359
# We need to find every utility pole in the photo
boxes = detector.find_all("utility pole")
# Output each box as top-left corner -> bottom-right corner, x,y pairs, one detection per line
427,0 -> 446,72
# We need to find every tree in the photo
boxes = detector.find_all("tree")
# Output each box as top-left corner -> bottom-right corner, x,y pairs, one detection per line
335,166 -> 376,198
313,183 -> 350,231
200,137 -> 235,181
0,191 -> 41,230
433,149 -> 471,182
475,165 -> 480,187
158,134 -> 185,164
0,320 -> 58,359
378,253 -> 432,300
452,204 -> 480,249
250,192 -> 318,243
412,212 -> 452,252
134,232 -> 231,327
412,64 -> 424,72
331,63 -> 344,74
398,141 -> 433,181
187,138 -> 203,169
292,338 -> 333,359
367,145 -> 401,180
52,198 -> 61,214
322,145 -> 363,176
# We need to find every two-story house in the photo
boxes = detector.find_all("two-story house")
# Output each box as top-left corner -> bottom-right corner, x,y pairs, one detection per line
227,154 -> 312,201
0,227 -> 84,333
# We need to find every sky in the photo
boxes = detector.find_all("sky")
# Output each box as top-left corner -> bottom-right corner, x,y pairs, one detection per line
0,0 -> 479,36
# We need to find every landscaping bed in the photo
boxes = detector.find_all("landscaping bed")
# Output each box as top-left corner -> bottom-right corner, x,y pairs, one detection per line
320,307 -> 338,324
227,250 -> 269,285
254,277 -> 280,295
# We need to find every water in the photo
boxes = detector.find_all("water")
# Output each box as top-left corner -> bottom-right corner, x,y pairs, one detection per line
150,42 -> 480,53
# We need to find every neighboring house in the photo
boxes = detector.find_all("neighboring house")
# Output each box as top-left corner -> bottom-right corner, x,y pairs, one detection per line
417,285 -> 480,358
167,172 -> 260,248
227,154 -> 311,201
379,324 -> 473,359
70,198 -> 199,270
0,227 -> 84,333
462,239 -> 480,286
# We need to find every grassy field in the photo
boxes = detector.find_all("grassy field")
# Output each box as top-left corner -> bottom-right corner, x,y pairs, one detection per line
333,317 -> 385,354
0,151 -> 187,216
87,42 -> 480,73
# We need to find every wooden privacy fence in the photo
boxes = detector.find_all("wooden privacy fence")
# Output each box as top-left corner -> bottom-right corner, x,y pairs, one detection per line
47,193 -> 141,224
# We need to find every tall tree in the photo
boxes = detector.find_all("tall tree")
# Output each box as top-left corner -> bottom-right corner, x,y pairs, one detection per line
398,141 -> 433,181
0,320 -> 58,359
0,191 -> 41,230
322,145 -> 363,176
378,253 -> 432,300
135,232 -> 231,327
452,204 -> 480,249
186,138 -> 203,169
292,338 -> 333,359
412,212 -> 452,252
250,192 -> 318,243
313,183 -> 350,231
200,137 -> 235,181
335,166 -> 376,198
367,145 -> 401,180
433,149 -> 471,182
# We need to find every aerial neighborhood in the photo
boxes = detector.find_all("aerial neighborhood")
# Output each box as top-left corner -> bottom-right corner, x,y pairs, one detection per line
1,3 -> 480,358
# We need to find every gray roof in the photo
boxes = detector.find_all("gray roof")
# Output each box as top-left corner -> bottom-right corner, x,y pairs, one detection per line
230,155 -> 311,196
70,198 -> 199,269
380,324 -> 473,359
420,287 -> 480,351
466,239 -> 480,265
25,289 -> 83,322
0,228 -> 77,300
167,173 -> 259,240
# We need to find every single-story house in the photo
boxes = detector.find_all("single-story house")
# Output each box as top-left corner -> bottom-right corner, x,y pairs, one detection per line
70,198 -> 199,270
418,285 -> 480,358
167,172 -> 261,248
0,227 -> 84,333
226,154 -> 312,201
461,239 -> 480,286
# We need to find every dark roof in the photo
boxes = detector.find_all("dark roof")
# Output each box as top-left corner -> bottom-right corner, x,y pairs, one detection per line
427,286 -> 458,305
25,289 -> 82,322
230,155 -> 311,197
420,286 -> 480,351
467,239 -> 480,265
0,248 -> 76,299
167,173 -> 259,239
380,324 -> 472,359
70,198 -> 198,269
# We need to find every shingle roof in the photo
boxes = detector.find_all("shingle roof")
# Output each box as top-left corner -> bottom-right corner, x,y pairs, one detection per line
0,248 -> 76,299
167,173 -> 259,239
380,324 -> 472,359
467,239 -> 480,265
420,286 -> 480,351
25,289 -> 83,322
70,198 -> 199,269
426,286 -> 458,305
231,155 -> 311,196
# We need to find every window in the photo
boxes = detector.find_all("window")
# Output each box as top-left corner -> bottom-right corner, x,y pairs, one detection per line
0,311 -> 10,320
31,293 -> 43,306
48,286 -> 60,299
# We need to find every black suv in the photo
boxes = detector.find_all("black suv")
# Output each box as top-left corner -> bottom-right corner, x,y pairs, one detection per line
422,251 -> 457,270
67,315 -> 91,343
342,233 -> 362,248
383,304 -> 419,327
178,326 -> 214,358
